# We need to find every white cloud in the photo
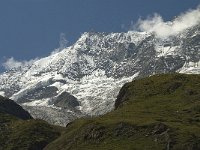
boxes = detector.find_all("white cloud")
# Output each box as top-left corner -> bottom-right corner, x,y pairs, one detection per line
2,57 -> 38,70
50,33 -> 68,55
135,6 -> 200,38
50,48 -> 61,55
59,33 -> 68,49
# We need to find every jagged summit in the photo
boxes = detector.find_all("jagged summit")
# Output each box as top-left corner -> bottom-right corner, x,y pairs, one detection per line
0,25 -> 199,125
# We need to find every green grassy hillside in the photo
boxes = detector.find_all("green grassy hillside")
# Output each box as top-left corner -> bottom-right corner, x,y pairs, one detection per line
45,73 -> 200,150
0,97 -> 64,150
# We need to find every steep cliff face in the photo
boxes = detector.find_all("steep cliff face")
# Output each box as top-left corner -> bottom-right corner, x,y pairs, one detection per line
0,24 -> 199,125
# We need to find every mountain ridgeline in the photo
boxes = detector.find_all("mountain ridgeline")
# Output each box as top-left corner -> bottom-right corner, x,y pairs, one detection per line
0,24 -> 200,125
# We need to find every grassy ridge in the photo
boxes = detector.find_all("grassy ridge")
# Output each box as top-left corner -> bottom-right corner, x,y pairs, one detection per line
45,73 -> 200,150
0,112 -> 64,150
0,97 -> 64,150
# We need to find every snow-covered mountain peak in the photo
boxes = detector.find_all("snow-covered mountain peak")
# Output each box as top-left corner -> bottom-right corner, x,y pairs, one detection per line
0,25 -> 199,126
78,31 -> 150,46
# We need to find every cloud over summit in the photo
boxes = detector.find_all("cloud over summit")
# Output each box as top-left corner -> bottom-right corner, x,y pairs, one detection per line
2,57 -> 38,70
136,6 -> 200,38
2,5 -> 200,71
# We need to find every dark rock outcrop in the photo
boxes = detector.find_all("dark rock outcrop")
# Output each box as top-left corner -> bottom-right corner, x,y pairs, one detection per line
52,92 -> 80,109
0,96 -> 32,120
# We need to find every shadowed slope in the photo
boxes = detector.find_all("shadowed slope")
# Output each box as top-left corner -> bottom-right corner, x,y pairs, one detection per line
0,96 -> 32,120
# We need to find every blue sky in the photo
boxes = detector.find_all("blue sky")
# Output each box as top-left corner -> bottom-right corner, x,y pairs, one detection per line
0,0 -> 199,72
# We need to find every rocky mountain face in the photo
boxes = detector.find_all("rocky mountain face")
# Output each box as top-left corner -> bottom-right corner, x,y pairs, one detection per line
0,24 -> 199,126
